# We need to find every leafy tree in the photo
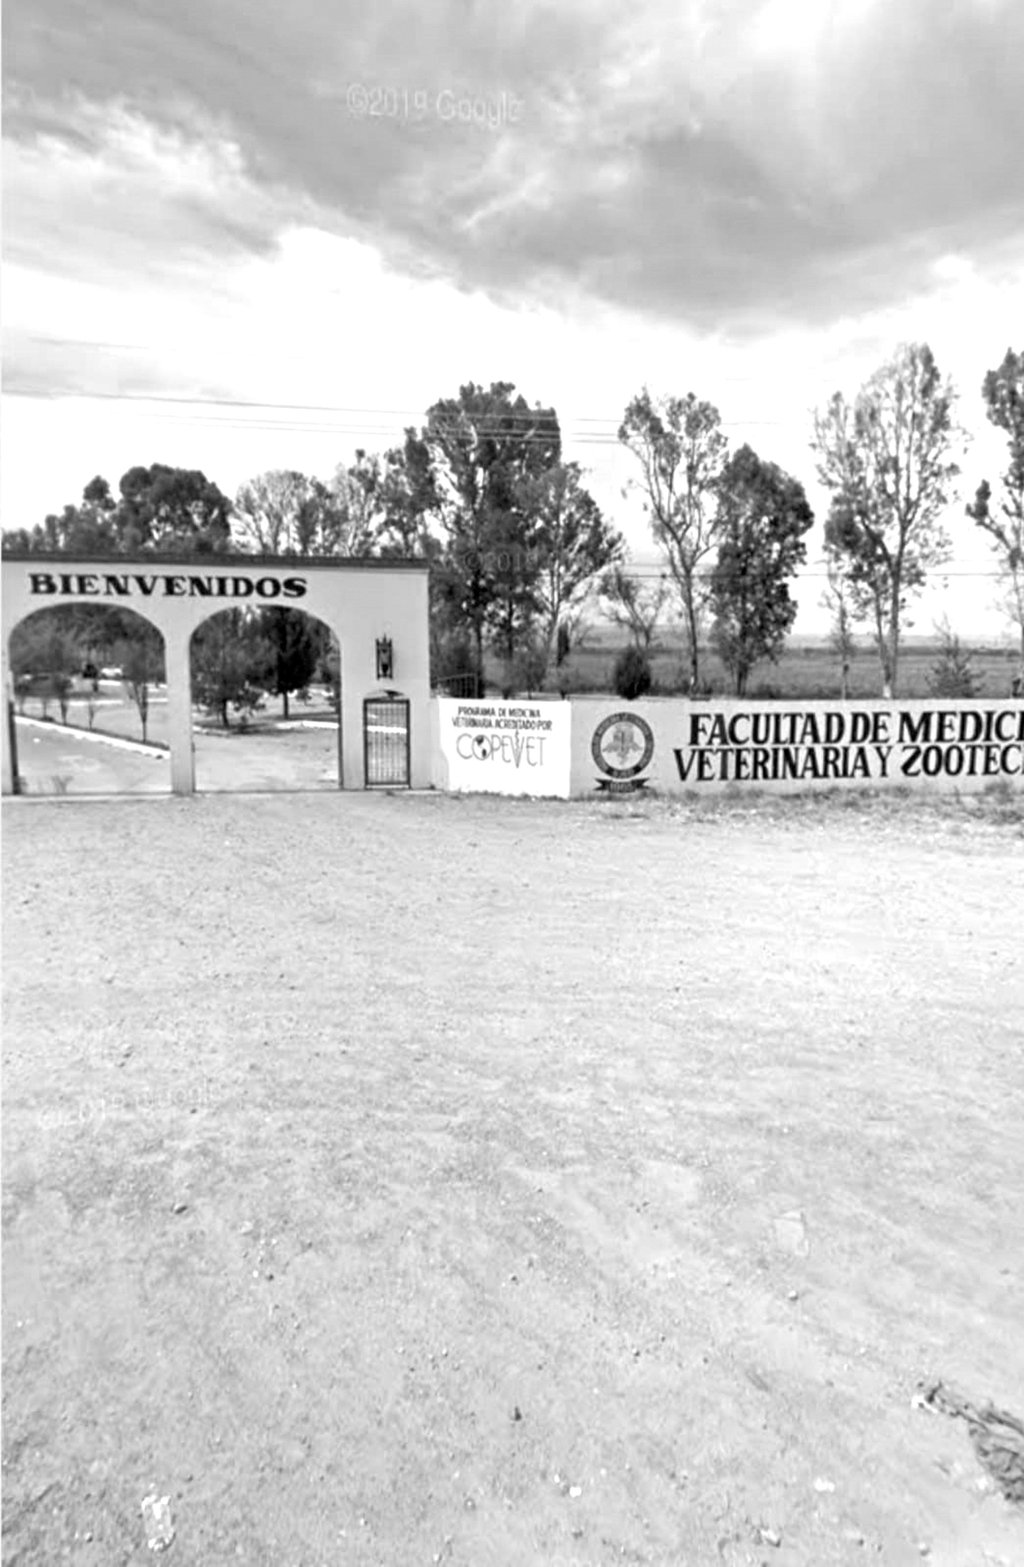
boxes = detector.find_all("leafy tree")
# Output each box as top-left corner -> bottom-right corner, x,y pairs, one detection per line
482,471 -> 544,672
3,475 -> 119,557
613,644 -> 653,701
618,389 -> 729,691
422,382 -> 561,687
812,342 -> 962,697
432,628 -> 485,698
324,452 -> 396,555
9,617 -> 53,681
9,617 -> 82,722
599,565 -> 670,652
967,347 -> 1024,683
232,471 -> 320,554
51,668 -> 75,724
117,633 -> 164,743
552,603 -> 594,670
374,436 -> 441,557
3,467 -> 233,558
2,526 -> 35,553
511,638 -> 549,698
293,476 -> 359,556
708,445 -> 814,696
190,611 -> 274,729
927,618 -> 983,699
821,554 -> 858,700
225,470 -> 338,715
516,461 -> 625,678
260,607 -> 321,718
112,465 -> 231,554
233,460 -> 415,558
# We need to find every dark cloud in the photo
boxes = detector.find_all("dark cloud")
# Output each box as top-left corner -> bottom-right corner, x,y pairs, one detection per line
4,0 -> 1023,333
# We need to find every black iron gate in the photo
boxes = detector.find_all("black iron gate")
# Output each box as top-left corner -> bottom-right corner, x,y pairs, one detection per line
363,696 -> 410,787
6,700 -> 21,795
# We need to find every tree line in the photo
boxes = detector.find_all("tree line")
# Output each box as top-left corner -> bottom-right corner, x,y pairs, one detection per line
4,345 -> 1022,714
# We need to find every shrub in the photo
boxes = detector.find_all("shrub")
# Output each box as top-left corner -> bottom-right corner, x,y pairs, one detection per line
613,645 -> 652,701
542,660 -> 595,698
928,623 -> 983,699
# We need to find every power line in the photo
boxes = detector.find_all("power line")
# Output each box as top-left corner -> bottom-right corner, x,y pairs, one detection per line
1,386 -> 818,433
612,568 -> 1010,580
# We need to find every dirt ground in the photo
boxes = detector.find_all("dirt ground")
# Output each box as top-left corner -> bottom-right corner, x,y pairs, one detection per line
2,790 -> 1023,1567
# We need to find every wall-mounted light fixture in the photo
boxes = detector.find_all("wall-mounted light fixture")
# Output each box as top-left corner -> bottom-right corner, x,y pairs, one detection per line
375,636 -> 394,682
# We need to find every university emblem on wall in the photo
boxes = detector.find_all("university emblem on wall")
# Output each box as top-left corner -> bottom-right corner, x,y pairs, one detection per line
591,711 -> 655,791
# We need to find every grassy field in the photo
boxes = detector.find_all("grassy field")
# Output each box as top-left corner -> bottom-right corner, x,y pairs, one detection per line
3,789 -> 1023,1566
513,632 -> 1023,701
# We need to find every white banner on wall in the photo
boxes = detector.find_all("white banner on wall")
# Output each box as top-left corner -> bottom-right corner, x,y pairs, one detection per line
436,699 -> 571,798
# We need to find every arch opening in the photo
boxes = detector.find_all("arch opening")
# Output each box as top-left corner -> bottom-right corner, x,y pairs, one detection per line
187,604 -> 342,792
7,603 -> 169,796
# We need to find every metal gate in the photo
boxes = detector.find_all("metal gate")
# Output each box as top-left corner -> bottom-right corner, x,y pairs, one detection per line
363,696 -> 411,787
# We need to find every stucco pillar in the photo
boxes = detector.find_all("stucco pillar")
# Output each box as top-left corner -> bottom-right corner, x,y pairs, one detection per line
407,588 -> 432,789
164,627 -> 195,795
1,657 -> 15,796
337,628 -> 373,789
339,659 -> 363,791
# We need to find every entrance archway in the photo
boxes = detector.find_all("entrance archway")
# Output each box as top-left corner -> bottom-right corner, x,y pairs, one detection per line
188,604 -> 342,792
1,553 -> 431,795
7,602 -> 169,796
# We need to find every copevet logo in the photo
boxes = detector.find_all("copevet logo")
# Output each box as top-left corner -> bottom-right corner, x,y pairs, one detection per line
591,712 -> 655,790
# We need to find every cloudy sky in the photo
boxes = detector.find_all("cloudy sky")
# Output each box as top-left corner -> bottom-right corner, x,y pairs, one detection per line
4,0 -> 1023,635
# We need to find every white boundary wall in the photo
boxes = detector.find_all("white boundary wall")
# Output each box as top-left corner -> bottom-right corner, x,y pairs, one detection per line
569,698 -> 1024,796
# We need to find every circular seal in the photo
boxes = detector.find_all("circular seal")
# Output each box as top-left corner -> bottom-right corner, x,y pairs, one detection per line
591,711 -> 655,780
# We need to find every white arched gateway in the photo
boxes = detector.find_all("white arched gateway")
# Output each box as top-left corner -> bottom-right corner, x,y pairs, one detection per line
1,552 -> 431,795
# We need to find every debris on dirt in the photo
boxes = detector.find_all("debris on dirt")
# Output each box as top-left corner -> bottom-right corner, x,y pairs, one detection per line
569,1485 -> 582,1498
511,1406 -> 523,1422
140,1493 -> 174,1552
171,1201 -> 188,1215
787,1290 -> 800,1301
916,1379 -> 1024,1507
773,1211 -> 809,1256
813,1477 -> 836,1493
756,1525 -> 782,1547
